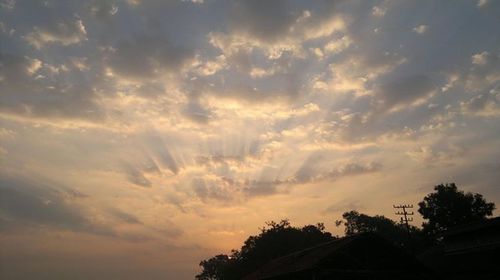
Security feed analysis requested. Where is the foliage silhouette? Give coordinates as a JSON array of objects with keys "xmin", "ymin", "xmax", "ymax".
[
  {"xmin": 196, "ymin": 220, "xmax": 334, "ymax": 280},
  {"xmin": 336, "ymin": 210, "xmax": 428, "ymax": 252},
  {"xmin": 197, "ymin": 255, "xmax": 232, "ymax": 280},
  {"xmin": 418, "ymin": 183, "xmax": 496, "ymax": 238}
]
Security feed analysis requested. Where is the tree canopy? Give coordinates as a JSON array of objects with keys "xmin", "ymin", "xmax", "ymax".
[
  {"xmin": 196, "ymin": 220, "xmax": 334, "ymax": 280},
  {"xmin": 336, "ymin": 210, "xmax": 427, "ymax": 251},
  {"xmin": 418, "ymin": 183, "xmax": 496, "ymax": 237}
]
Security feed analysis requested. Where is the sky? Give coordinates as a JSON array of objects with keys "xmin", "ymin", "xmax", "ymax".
[{"xmin": 1, "ymin": 0, "xmax": 500, "ymax": 279}]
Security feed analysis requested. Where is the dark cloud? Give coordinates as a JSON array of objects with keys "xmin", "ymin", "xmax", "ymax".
[
  {"xmin": 0, "ymin": 175, "xmax": 111, "ymax": 235},
  {"xmin": 0, "ymin": 52, "xmax": 104, "ymax": 121},
  {"xmin": 86, "ymin": 0, "xmax": 119, "ymax": 20},
  {"xmin": 191, "ymin": 177, "xmax": 235, "ymax": 203},
  {"xmin": 376, "ymin": 75, "xmax": 436, "ymax": 110},
  {"xmin": 461, "ymin": 92, "xmax": 499, "ymax": 115},
  {"xmin": 190, "ymin": 159, "xmax": 383, "ymax": 202},
  {"xmin": 108, "ymin": 208, "xmax": 142, "ymax": 225},
  {"xmin": 191, "ymin": 176, "xmax": 285, "ymax": 201},
  {"xmin": 294, "ymin": 161, "xmax": 383, "ymax": 184},
  {"xmin": 182, "ymin": 100, "xmax": 213, "ymax": 124},
  {"xmin": 143, "ymin": 132, "xmax": 180, "ymax": 175},
  {"xmin": 323, "ymin": 162, "xmax": 382, "ymax": 179},
  {"xmin": 122, "ymin": 163, "xmax": 152, "ymax": 187},
  {"xmin": 134, "ymin": 82, "xmax": 166, "ymax": 98},
  {"xmin": 230, "ymin": 0, "xmax": 295, "ymax": 43},
  {"xmin": 107, "ymin": 35, "xmax": 194, "ymax": 80},
  {"xmin": 242, "ymin": 179, "xmax": 286, "ymax": 197},
  {"xmin": 293, "ymin": 152, "xmax": 324, "ymax": 183}
]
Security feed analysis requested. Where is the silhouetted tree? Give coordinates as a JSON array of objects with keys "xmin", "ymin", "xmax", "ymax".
[
  {"xmin": 418, "ymin": 183, "xmax": 496, "ymax": 238},
  {"xmin": 196, "ymin": 220, "xmax": 334, "ymax": 280},
  {"xmin": 197, "ymin": 255, "xmax": 232, "ymax": 280},
  {"xmin": 336, "ymin": 210, "xmax": 428, "ymax": 252}
]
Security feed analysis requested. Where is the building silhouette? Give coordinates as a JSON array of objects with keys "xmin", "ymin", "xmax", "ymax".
[{"xmin": 243, "ymin": 232, "xmax": 432, "ymax": 280}]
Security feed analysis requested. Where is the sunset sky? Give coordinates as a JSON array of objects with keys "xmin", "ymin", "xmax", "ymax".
[{"xmin": 1, "ymin": 0, "xmax": 500, "ymax": 279}]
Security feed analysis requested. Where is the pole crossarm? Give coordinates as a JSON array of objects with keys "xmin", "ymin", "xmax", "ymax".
[{"xmin": 393, "ymin": 203, "xmax": 415, "ymax": 254}]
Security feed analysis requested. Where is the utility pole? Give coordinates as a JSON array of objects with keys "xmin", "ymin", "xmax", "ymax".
[{"xmin": 393, "ymin": 204, "xmax": 414, "ymax": 254}]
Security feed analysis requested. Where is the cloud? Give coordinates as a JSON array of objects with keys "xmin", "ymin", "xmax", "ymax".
[
  {"xmin": 372, "ymin": 6, "xmax": 387, "ymax": 17},
  {"xmin": 0, "ymin": 53, "xmax": 104, "ymax": 121},
  {"xmin": 108, "ymin": 208, "xmax": 142, "ymax": 224},
  {"xmin": 412, "ymin": 24, "xmax": 428, "ymax": 34},
  {"xmin": 87, "ymin": 0, "xmax": 119, "ymax": 19},
  {"xmin": 471, "ymin": 51, "xmax": 489, "ymax": 65},
  {"xmin": 122, "ymin": 163, "xmax": 152, "ymax": 187},
  {"xmin": 324, "ymin": 35, "xmax": 352, "ymax": 54},
  {"xmin": 376, "ymin": 75, "xmax": 436, "ymax": 111},
  {"xmin": 0, "ymin": 175, "xmax": 111, "ymax": 235},
  {"xmin": 107, "ymin": 35, "xmax": 194, "ymax": 80},
  {"xmin": 206, "ymin": 0, "xmax": 347, "ymax": 84},
  {"xmin": 2, "ymin": 1, "xmax": 500, "ymax": 278},
  {"xmin": 320, "ymin": 162, "xmax": 383, "ymax": 181},
  {"xmin": 464, "ymin": 51, "xmax": 500, "ymax": 93},
  {"xmin": 406, "ymin": 145, "xmax": 465, "ymax": 165},
  {"xmin": 191, "ymin": 177, "xmax": 237, "ymax": 203},
  {"xmin": 182, "ymin": 100, "xmax": 213, "ymax": 124},
  {"xmin": 24, "ymin": 17, "xmax": 87, "ymax": 49},
  {"xmin": 226, "ymin": 1, "xmax": 346, "ymax": 45},
  {"xmin": 141, "ymin": 131, "xmax": 180, "ymax": 175},
  {"xmin": 229, "ymin": 0, "xmax": 295, "ymax": 43},
  {"xmin": 293, "ymin": 152, "xmax": 324, "ymax": 183},
  {"xmin": 460, "ymin": 91, "xmax": 500, "ymax": 117},
  {"xmin": 477, "ymin": 0, "xmax": 489, "ymax": 7},
  {"xmin": 0, "ymin": 0, "xmax": 15, "ymax": 10}
]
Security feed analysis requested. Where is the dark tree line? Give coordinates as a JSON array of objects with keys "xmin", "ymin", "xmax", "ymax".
[
  {"xmin": 196, "ymin": 220, "xmax": 333, "ymax": 280},
  {"xmin": 336, "ymin": 210, "xmax": 429, "ymax": 252},
  {"xmin": 196, "ymin": 183, "xmax": 496, "ymax": 280}
]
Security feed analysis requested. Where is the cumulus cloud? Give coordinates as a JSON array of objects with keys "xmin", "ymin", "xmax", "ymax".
[{"xmin": 324, "ymin": 35, "xmax": 352, "ymax": 54}]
